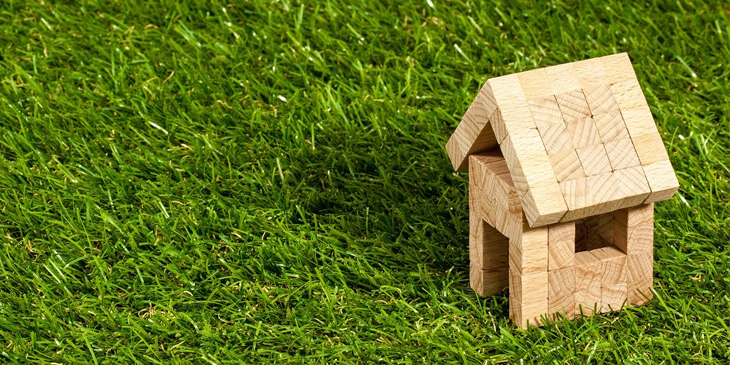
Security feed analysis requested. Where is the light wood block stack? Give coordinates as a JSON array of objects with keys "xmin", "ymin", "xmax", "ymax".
[{"xmin": 450, "ymin": 53, "xmax": 678, "ymax": 328}]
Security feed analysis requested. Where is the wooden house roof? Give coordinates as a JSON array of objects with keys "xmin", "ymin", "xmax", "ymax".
[{"xmin": 446, "ymin": 53, "xmax": 678, "ymax": 227}]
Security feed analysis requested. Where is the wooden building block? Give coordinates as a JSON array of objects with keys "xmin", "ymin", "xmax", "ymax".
[
  {"xmin": 601, "ymin": 282, "xmax": 628, "ymax": 312},
  {"xmin": 614, "ymin": 202, "xmax": 654, "ymax": 228},
  {"xmin": 546, "ymin": 63, "xmax": 581, "ymax": 95},
  {"xmin": 627, "ymin": 251, "xmax": 654, "ymax": 305},
  {"xmin": 490, "ymin": 108, "xmax": 507, "ymax": 145},
  {"xmin": 518, "ymin": 68, "xmax": 554, "ymax": 101},
  {"xmin": 574, "ymin": 252, "xmax": 602, "ymax": 315},
  {"xmin": 559, "ymin": 177, "xmax": 589, "ymax": 220},
  {"xmin": 592, "ymin": 246, "xmax": 627, "ymax": 284},
  {"xmin": 555, "ymin": 90, "xmax": 591, "ymax": 122},
  {"xmin": 445, "ymin": 97, "xmax": 500, "ymax": 171},
  {"xmin": 591, "ymin": 247, "xmax": 628, "ymax": 313},
  {"xmin": 594, "ymin": 111, "xmax": 630, "ymax": 143},
  {"xmin": 487, "ymin": 75, "xmax": 536, "ymax": 136},
  {"xmin": 548, "ymin": 222, "xmax": 575, "ymax": 270},
  {"xmin": 621, "ymin": 105, "xmax": 659, "ymax": 139},
  {"xmin": 470, "ymin": 262, "xmax": 510, "ymax": 296},
  {"xmin": 631, "ymin": 133, "xmax": 670, "ymax": 166},
  {"xmin": 470, "ymin": 186, "xmax": 494, "ymax": 228},
  {"xmin": 509, "ymin": 223, "xmax": 548, "ymax": 275},
  {"xmin": 601, "ymin": 53, "xmax": 637, "ymax": 84},
  {"xmin": 505, "ymin": 128, "xmax": 551, "ymax": 172},
  {"xmin": 642, "ymin": 160, "xmax": 679, "ymax": 203},
  {"xmin": 470, "ymin": 153, "xmax": 524, "ymax": 241},
  {"xmin": 564, "ymin": 116, "xmax": 601, "ymax": 148},
  {"xmin": 548, "ymin": 266, "xmax": 575, "ymax": 319},
  {"xmin": 538, "ymin": 123, "xmax": 573, "ymax": 155},
  {"xmin": 500, "ymin": 128, "xmax": 568, "ymax": 227},
  {"xmin": 560, "ymin": 172, "xmax": 623, "ymax": 221},
  {"xmin": 549, "ymin": 149, "xmax": 586, "ymax": 182},
  {"xmin": 493, "ymin": 175, "xmax": 521, "ymax": 214},
  {"xmin": 613, "ymin": 166, "xmax": 652, "ymax": 208},
  {"xmin": 474, "ymin": 269, "xmax": 510, "ymax": 296},
  {"xmin": 528, "ymin": 96, "xmax": 564, "ymax": 129},
  {"xmin": 573, "ymin": 58, "xmax": 608, "ymax": 90},
  {"xmin": 510, "ymin": 269, "xmax": 549, "ymax": 328},
  {"xmin": 470, "ymin": 214, "xmax": 509, "ymax": 271},
  {"xmin": 479, "ymin": 81, "xmax": 499, "ymax": 119},
  {"xmin": 605, "ymin": 138, "xmax": 640, "ymax": 170},
  {"xmin": 627, "ymin": 251, "xmax": 653, "ymax": 284},
  {"xmin": 583, "ymin": 84, "xmax": 619, "ymax": 115},
  {"xmin": 576, "ymin": 144, "xmax": 612, "ymax": 176},
  {"xmin": 521, "ymin": 181, "xmax": 569, "ymax": 226},
  {"xmin": 585, "ymin": 172, "xmax": 622, "ymax": 213},
  {"xmin": 500, "ymin": 129, "xmax": 554, "ymax": 196},
  {"xmin": 613, "ymin": 204, "xmax": 654, "ymax": 254},
  {"xmin": 610, "ymin": 79, "xmax": 648, "ymax": 111}
]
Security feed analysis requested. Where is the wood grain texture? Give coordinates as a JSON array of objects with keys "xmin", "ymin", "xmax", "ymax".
[
  {"xmin": 618, "ymin": 101, "xmax": 667, "ymax": 169},
  {"xmin": 538, "ymin": 122, "xmax": 573, "ymax": 155},
  {"xmin": 469, "ymin": 213, "xmax": 509, "ymax": 271},
  {"xmin": 610, "ymin": 79, "xmax": 648, "ymax": 111},
  {"xmin": 487, "ymin": 75, "xmax": 536, "ymax": 135},
  {"xmin": 614, "ymin": 202, "xmax": 654, "ymax": 228},
  {"xmin": 642, "ymin": 160, "xmax": 680, "ymax": 203},
  {"xmin": 620, "ymin": 105, "xmax": 659, "ymax": 138},
  {"xmin": 573, "ymin": 58, "xmax": 608, "ymax": 90},
  {"xmin": 591, "ymin": 246, "xmax": 628, "ymax": 313},
  {"xmin": 627, "ymin": 251, "xmax": 654, "ymax": 305},
  {"xmin": 549, "ymin": 149, "xmax": 586, "ymax": 182},
  {"xmin": 600, "ymin": 282, "xmax": 628, "ymax": 313},
  {"xmin": 509, "ymin": 223, "xmax": 548, "ymax": 275},
  {"xmin": 592, "ymin": 247, "xmax": 627, "ymax": 284},
  {"xmin": 555, "ymin": 90, "xmax": 591, "ymax": 122},
  {"xmin": 506, "ymin": 128, "xmax": 554, "ymax": 188},
  {"xmin": 605, "ymin": 138, "xmax": 641, "ymax": 170},
  {"xmin": 445, "ymin": 102, "xmax": 499, "ymax": 171},
  {"xmin": 613, "ymin": 204, "xmax": 654, "ymax": 254},
  {"xmin": 521, "ymin": 181, "xmax": 569, "ymax": 227},
  {"xmin": 548, "ymin": 222, "xmax": 575, "ymax": 270},
  {"xmin": 490, "ymin": 107, "xmax": 507, "ymax": 145},
  {"xmin": 601, "ymin": 52, "xmax": 637, "ymax": 84},
  {"xmin": 564, "ymin": 116, "xmax": 601, "ymax": 148},
  {"xmin": 509, "ymin": 269, "xmax": 549, "ymax": 329},
  {"xmin": 500, "ymin": 128, "xmax": 567, "ymax": 227},
  {"xmin": 470, "ymin": 261, "xmax": 510, "ymax": 296},
  {"xmin": 631, "ymin": 132, "xmax": 671, "ymax": 166},
  {"xmin": 584, "ymin": 213, "xmax": 614, "ymax": 244},
  {"xmin": 613, "ymin": 166, "xmax": 652, "ymax": 208},
  {"xmin": 528, "ymin": 96, "xmax": 564, "ymax": 129},
  {"xmin": 518, "ymin": 68, "xmax": 554, "ymax": 101},
  {"xmin": 583, "ymin": 84, "xmax": 619, "ymax": 115},
  {"xmin": 545, "ymin": 63, "xmax": 581, "ymax": 95},
  {"xmin": 574, "ymin": 251, "xmax": 602, "ymax": 315},
  {"xmin": 479, "ymin": 81, "xmax": 499, "ymax": 119},
  {"xmin": 470, "ymin": 152, "xmax": 523, "ymax": 241},
  {"xmin": 576, "ymin": 144, "xmax": 612, "ymax": 176},
  {"xmin": 548, "ymin": 266, "xmax": 575, "ymax": 319},
  {"xmin": 594, "ymin": 111, "xmax": 630, "ymax": 143},
  {"xmin": 559, "ymin": 172, "xmax": 624, "ymax": 222}
]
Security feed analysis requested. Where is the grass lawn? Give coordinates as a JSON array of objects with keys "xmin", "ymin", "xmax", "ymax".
[{"xmin": 0, "ymin": 0, "xmax": 729, "ymax": 363}]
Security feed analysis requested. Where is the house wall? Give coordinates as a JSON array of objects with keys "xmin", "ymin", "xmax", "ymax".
[{"xmin": 468, "ymin": 152, "xmax": 655, "ymax": 328}]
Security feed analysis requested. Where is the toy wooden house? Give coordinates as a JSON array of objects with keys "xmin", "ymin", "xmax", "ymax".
[{"xmin": 445, "ymin": 53, "xmax": 679, "ymax": 328}]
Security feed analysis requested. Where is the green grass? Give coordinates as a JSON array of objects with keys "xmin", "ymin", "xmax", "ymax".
[{"xmin": 0, "ymin": 0, "xmax": 728, "ymax": 363}]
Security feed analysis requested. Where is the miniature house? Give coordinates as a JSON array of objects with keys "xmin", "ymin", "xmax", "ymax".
[{"xmin": 445, "ymin": 53, "xmax": 679, "ymax": 328}]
